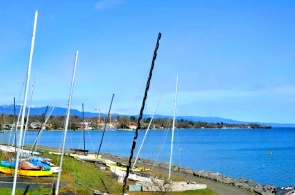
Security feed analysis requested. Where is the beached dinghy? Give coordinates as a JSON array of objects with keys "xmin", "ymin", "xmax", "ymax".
[
  {"xmin": 28, "ymin": 156, "xmax": 60, "ymax": 173},
  {"xmin": 106, "ymin": 162, "xmax": 142, "ymax": 172},
  {"xmin": 0, "ymin": 160, "xmax": 52, "ymax": 177},
  {"xmin": 76, "ymin": 154, "xmax": 116, "ymax": 164}
]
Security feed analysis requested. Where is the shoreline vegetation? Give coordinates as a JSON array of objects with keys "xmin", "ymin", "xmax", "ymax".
[
  {"xmin": 0, "ymin": 114, "xmax": 272, "ymax": 130},
  {"xmin": 0, "ymin": 144, "xmax": 275, "ymax": 194}
]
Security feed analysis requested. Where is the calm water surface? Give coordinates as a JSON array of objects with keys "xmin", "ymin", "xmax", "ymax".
[{"xmin": 1, "ymin": 128, "xmax": 294, "ymax": 187}]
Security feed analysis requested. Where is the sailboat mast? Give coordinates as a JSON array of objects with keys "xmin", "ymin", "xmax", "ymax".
[
  {"xmin": 13, "ymin": 98, "xmax": 16, "ymax": 153},
  {"xmin": 82, "ymin": 103, "xmax": 85, "ymax": 152},
  {"xmin": 168, "ymin": 75, "xmax": 178, "ymax": 181},
  {"xmin": 55, "ymin": 50, "xmax": 79, "ymax": 195},
  {"xmin": 12, "ymin": 10, "xmax": 38, "ymax": 195},
  {"xmin": 122, "ymin": 32, "xmax": 161, "ymax": 194}
]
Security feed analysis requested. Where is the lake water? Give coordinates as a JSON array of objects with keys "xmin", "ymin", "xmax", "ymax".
[{"xmin": 1, "ymin": 128, "xmax": 294, "ymax": 187}]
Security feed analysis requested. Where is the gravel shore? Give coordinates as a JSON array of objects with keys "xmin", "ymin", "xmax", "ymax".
[{"xmin": 101, "ymin": 153, "xmax": 275, "ymax": 195}]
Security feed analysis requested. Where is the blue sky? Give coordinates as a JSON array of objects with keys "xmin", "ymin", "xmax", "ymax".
[{"xmin": 1, "ymin": 0, "xmax": 295, "ymax": 123}]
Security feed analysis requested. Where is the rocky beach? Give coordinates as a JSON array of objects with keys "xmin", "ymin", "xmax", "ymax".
[{"xmin": 101, "ymin": 153, "xmax": 276, "ymax": 195}]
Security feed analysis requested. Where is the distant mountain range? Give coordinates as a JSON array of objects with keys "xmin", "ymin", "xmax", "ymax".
[{"xmin": 0, "ymin": 105, "xmax": 294, "ymax": 128}]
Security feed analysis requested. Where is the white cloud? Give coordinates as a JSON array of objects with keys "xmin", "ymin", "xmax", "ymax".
[{"xmin": 95, "ymin": 0, "xmax": 123, "ymax": 10}]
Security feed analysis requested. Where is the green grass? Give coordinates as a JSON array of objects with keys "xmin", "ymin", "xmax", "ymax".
[{"xmin": 45, "ymin": 151, "xmax": 123, "ymax": 194}]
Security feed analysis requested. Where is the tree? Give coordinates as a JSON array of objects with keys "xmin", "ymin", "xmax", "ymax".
[
  {"xmin": 145, "ymin": 117, "xmax": 152, "ymax": 123},
  {"xmin": 130, "ymin": 116, "xmax": 136, "ymax": 122},
  {"xmin": 117, "ymin": 116, "xmax": 130, "ymax": 129}
]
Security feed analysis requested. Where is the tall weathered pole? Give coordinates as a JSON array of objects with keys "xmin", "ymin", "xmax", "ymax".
[
  {"xmin": 12, "ymin": 10, "xmax": 38, "ymax": 195},
  {"xmin": 122, "ymin": 32, "xmax": 161, "ymax": 194}
]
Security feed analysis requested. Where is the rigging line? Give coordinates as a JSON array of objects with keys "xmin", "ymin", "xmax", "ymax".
[
  {"xmin": 154, "ymin": 111, "xmax": 173, "ymax": 167},
  {"xmin": 128, "ymin": 61, "xmax": 153, "ymax": 116},
  {"xmin": 7, "ymin": 75, "xmax": 23, "ymax": 146},
  {"xmin": 122, "ymin": 32, "xmax": 161, "ymax": 194},
  {"xmin": 87, "ymin": 128, "xmax": 95, "ymax": 152},
  {"xmin": 34, "ymin": 99, "xmax": 54, "ymax": 153},
  {"xmin": 9, "ymin": 102, "xmax": 23, "ymax": 149},
  {"xmin": 22, "ymin": 80, "xmax": 35, "ymax": 150},
  {"xmin": 132, "ymin": 93, "xmax": 162, "ymax": 169},
  {"xmin": 72, "ymin": 130, "xmax": 99, "ymax": 194},
  {"xmin": 176, "ymin": 128, "xmax": 182, "ymax": 168},
  {"xmin": 13, "ymin": 104, "xmax": 22, "ymax": 148},
  {"xmin": 129, "ymin": 77, "xmax": 147, "ymax": 116},
  {"xmin": 97, "ymin": 93, "xmax": 115, "ymax": 156},
  {"xmin": 12, "ymin": 75, "xmax": 27, "ymax": 147},
  {"xmin": 30, "ymin": 105, "xmax": 49, "ymax": 153},
  {"xmin": 8, "ymin": 73, "xmax": 26, "ymax": 148},
  {"xmin": 8, "ymin": 102, "xmax": 20, "ymax": 148},
  {"xmin": 31, "ymin": 105, "xmax": 54, "ymax": 154},
  {"xmin": 75, "ymin": 181, "xmax": 103, "ymax": 195},
  {"xmin": 157, "ymin": 125, "xmax": 169, "ymax": 163}
]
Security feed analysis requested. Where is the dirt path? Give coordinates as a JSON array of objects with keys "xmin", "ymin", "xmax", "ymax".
[{"xmin": 168, "ymin": 170, "xmax": 255, "ymax": 195}]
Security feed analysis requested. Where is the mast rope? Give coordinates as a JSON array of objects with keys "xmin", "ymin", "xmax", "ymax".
[
  {"xmin": 97, "ymin": 93, "xmax": 115, "ymax": 156},
  {"xmin": 122, "ymin": 32, "xmax": 161, "ymax": 194},
  {"xmin": 132, "ymin": 93, "xmax": 163, "ymax": 169},
  {"xmin": 8, "ymin": 76, "xmax": 25, "ymax": 148},
  {"xmin": 87, "ymin": 128, "xmax": 96, "ymax": 152}
]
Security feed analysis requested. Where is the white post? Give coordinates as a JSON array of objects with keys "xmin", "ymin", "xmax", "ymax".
[{"xmin": 12, "ymin": 10, "xmax": 38, "ymax": 195}]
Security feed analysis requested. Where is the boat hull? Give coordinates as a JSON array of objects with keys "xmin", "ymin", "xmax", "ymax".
[
  {"xmin": 0, "ymin": 166, "xmax": 52, "ymax": 177},
  {"xmin": 106, "ymin": 163, "xmax": 142, "ymax": 172}
]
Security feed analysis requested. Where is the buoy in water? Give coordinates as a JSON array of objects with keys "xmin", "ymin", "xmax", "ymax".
[{"xmin": 269, "ymin": 151, "xmax": 273, "ymax": 155}]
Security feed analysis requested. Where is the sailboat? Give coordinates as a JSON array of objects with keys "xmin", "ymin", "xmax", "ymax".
[
  {"xmin": 107, "ymin": 95, "xmax": 163, "ymax": 179},
  {"xmin": 27, "ymin": 105, "xmax": 60, "ymax": 174},
  {"xmin": 0, "ymin": 11, "xmax": 53, "ymax": 181},
  {"xmin": 69, "ymin": 103, "xmax": 90, "ymax": 158},
  {"xmin": 70, "ymin": 102, "xmax": 116, "ymax": 164},
  {"xmin": 120, "ymin": 33, "xmax": 162, "ymax": 195},
  {"xmin": 77, "ymin": 94, "xmax": 116, "ymax": 164},
  {"xmin": 0, "ymin": 106, "xmax": 53, "ymax": 176},
  {"xmin": 136, "ymin": 75, "xmax": 207, "ymax": 192},
  {"xmin": 0, "ymin": 160, "xmax": 52, "ymax": 177}
]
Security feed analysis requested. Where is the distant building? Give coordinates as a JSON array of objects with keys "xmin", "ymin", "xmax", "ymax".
[
  {"xmin": 129, "ymin": 123, "xmax": 137, "ymax": 130},
  {"xmin": 30, "ymin": 122, "xmax": 42, "ymax": 129},
  {"xmin": 78, "ymin": 122, "xmax": 90, "ymax": 130}
]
